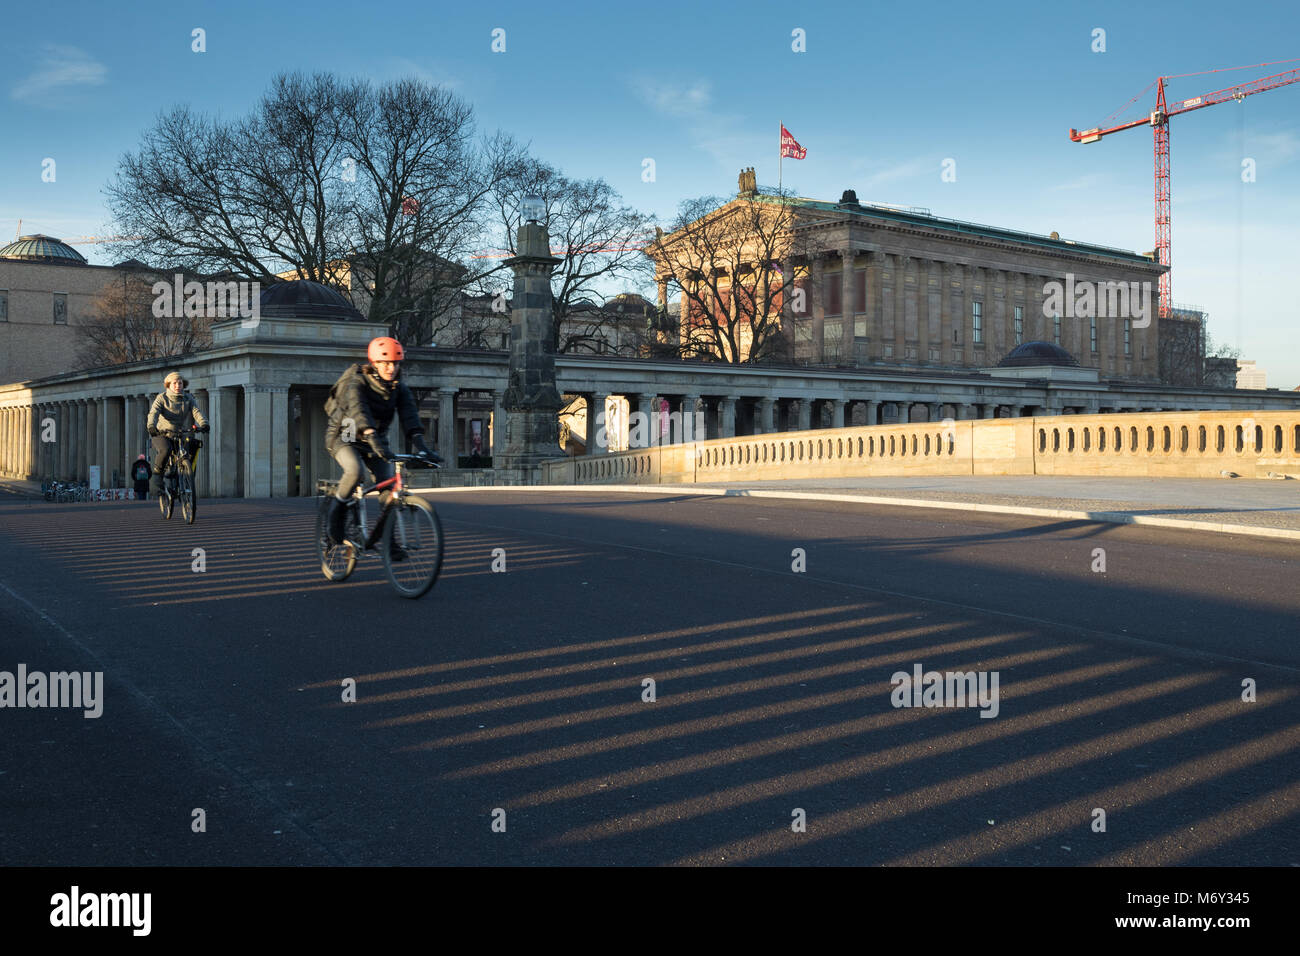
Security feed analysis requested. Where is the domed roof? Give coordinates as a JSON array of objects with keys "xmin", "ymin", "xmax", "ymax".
[
  {"xmin": 259, "ymin": 279, "xmax": 365, "ymax": 322},
  {"xmin": 998, "ymin": 341, "xmax": 1079, "ymax": 368},
  {"xmin": 0, "ymin": 234, "xmax": 87, "ymax": 265}
]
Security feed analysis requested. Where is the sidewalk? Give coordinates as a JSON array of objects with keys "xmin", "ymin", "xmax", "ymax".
[{"xmin": 682, "ymin": 475, "xmax": 1300, "ymax": 540}]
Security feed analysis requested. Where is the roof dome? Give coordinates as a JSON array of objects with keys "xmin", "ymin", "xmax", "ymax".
[
  {"xmin": 259, "ymin": 279, "xmax": 365, "ymax": 322},
  {"xmin": 0, "ymin": 234, "xmax": 87, "ymax": 265},
  {"xmin": 998, "ymin": 341, "xmax": 1079, "ymax": 368}
]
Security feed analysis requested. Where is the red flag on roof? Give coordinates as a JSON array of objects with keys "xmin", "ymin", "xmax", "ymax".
[{"xmin": 780, "ymin": 125, "xmax": 806, "ymax": 160}]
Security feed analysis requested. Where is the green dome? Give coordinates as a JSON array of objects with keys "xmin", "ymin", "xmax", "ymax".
[{"xmin": 0, "ymin": 234, "xmax": 87, "ymax": 265}]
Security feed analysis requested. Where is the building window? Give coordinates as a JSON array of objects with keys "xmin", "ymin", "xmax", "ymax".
[
  {"xmin": 1124, "ymin": 319, "xmax": 1132, "ymax": 356},
  {"xmin": 972, "ymin": 301, "xmax": 983, "ymax": 344},
  {"xmin": 824, "ymin": 272, "xmax": 842, "ymax": 316},
  {"xmin": 1090, "ymin": 316, "xmax": 1098, "ymax": 353},
  {"xmin": 854, "ymin": 270, "xmax": 866, "ymax": 314},
  {"xmin": 53, "ymin": 293, "xmax": 68, "ymax": 325},
  {"xmin": 1013, "ymin": 305, "xmax": 1022, "ymax": 344},
  {"xmin": 0, "ymin": 290, "xmax": 7, "ymax": 322},
  {"xmin": 1053, "ymin": 313, "xmax": 1061, "ymax": 345}
]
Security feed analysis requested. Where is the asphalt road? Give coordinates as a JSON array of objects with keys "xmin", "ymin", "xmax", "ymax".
[{"xmin": 1, "ymin": 489, "xmax": 1297, "ymax": 866}]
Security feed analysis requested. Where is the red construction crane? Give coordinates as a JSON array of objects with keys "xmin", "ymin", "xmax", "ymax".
[{"xmin": 1069, "ymin": 59, "xmax": 1300, "ymax": 318}]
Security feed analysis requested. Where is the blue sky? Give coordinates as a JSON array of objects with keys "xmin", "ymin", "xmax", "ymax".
[{"xmin": 4, "ymin": 0, "xmax": 1298, "ymax": 386}]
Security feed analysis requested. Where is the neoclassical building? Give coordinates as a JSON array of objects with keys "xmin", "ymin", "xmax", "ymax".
[{"xmin": 650, "ymin": 172, "xmax": 1167, "ymax": 379}]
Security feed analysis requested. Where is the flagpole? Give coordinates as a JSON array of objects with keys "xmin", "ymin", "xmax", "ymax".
[{"xmin": 778, "ymin": 121, "xmax": 783, "ymax": 192}]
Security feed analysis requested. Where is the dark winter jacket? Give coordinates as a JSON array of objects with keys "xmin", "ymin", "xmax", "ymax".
[{"xmin": 324, "ymin": 363, "xmax": 423, "ymax": 455}]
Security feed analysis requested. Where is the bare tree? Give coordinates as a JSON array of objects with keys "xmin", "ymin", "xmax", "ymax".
[
  {"xmin": 76, "ymin": 270, "xmax": 210, "ymax": 368},
  {"xmin": 104, "ymin": 72, "xmax": 522, "ymax": 346},
  {"xmin": 646, "ymin": 188, "xmax": 819, "ymax": 364},
  {"xmin": 484, "ymin": 158, "xmax": 656, "ymax": 353}
]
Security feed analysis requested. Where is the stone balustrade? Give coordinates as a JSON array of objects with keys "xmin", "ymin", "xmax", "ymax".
[{"xmin": 542, "ymin": 410, "xmax": 1300, "ymax": 484}]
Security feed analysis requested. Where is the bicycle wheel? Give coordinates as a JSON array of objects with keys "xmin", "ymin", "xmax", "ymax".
[
  {"xmin": 179, "ymin": 461, "xmax": 196, "ymax": 524},
  {"xmin": 159, "ymin": 471, "xmax": 174, "ymax": 520},
  {"xmin": 381, "ymin": 496, "xmax": 443, "ymax": 599},
  {"xmin": 316, "ymin": 496, "xmax": 357, "ymax": 582}
]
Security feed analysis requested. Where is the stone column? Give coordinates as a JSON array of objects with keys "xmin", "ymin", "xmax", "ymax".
[
  {"xmin": 897, "ymin": 402, "xmax": 910, "ymax": 424},
  {"xmin": 207, "ymin": 386, "xmax": 239, "ymax": 498},
  {"xmin": 587, "ymin": 392, "xmax": 609, "ymax": 455},
  {"xmin": 863, "ymin": 400, "xmax": 879, "ymax": 426},
  {"xmin": 830, "ymin": 398, "xmax": 846, "ymax": 429},
  {"xmin": 679, "ymin": 394, "xmax": 701, "ymax": 443},
  {"xmin": 634, "ymin": 393, "xmax": 657, "ymax": 448},
  {"xmin": 895, "ymin": 255, "xmax": 910, "ymax": 363},
  {"xmin": 838, "ymin": 248, "xmax": 856, "ymax": 362},
  {"xmin": 756, "ymin": 397, "xmax": 775, "ymax": 434},
  {"xmin": 499, "ymin": 219, "xmax": 564, "ymax": 478},
  {"xmin": 123, "ymin": 395, "xmax": 140, "ymax": 478},
  {"xmin": 718, "ymin": 395, "xmax": 738, "ymax": 438},
  {"xmin": 982, "ymin": 404, "xmax": 996, "ymax": 419},
  {"xmin": 438, "ymin": 388, "xmax": 458, "ymax": 464},
  {"xmin": 880, "ymin": 254, "xmax": 896, "ymax": 362},
  {"xmin": 490, "ymin": 390, "xmax": 505, "ymax": 459},
  {"xmin": 242, "ymin": 385, "xmax": 272, "ymax": 498},
  {"xmin": 810, "ymin": 255, "xmax": 826, "ymax": 361}
]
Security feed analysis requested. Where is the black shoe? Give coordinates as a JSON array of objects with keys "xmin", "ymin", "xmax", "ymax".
[{"xmin": 325, "ymin": 497, "xmax": 349, "ymax": 547}]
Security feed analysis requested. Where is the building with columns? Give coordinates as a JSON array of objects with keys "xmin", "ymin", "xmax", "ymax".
[{"xmin": 650, "ymin": 173, "xmax": 1168, "ymax": 379}]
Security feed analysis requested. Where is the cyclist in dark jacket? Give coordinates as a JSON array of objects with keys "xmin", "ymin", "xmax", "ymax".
[{"xmin": 322, "ymin": 336, "xmax": 440, "ymax": 548}]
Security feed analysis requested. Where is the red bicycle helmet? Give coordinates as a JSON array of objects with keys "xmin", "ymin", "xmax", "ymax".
[{"xmin": 367, "ymin": 337, "xmax": 405, "ymax": 362}]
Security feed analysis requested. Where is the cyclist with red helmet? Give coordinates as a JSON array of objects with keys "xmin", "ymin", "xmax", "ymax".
[{"xmin": 322, "ymin": 336, "xmax": 441, "ymax": 549}]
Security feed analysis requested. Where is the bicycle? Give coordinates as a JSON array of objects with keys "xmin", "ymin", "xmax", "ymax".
[
  {"xmin": 314, "ymin": 452, "xmax": 443, "ymax": 599},
  {"xmin": 157, "ymin": 426, "xmax": 204, "ymax": 524}
]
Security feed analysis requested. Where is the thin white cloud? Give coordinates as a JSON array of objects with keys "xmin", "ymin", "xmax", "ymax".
[
  {"xmin": 11, "ymin": 45, "xmax": 107, "ymax": 103},
  {"xmin": 633, "ymin": 78, "xmax": 713, "ymax": 118}
]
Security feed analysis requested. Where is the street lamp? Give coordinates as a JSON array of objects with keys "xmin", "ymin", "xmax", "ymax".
[{"xmin": 521, "ymin": 195, "xmax": 545, "ymax": 224}]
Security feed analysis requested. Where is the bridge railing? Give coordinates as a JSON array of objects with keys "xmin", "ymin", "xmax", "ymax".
[{"xmin": 541, "ymin": 411, "xmax": 1300, "ymax": 484}]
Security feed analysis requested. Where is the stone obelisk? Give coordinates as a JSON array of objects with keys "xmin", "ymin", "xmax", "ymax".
[{"xmin": 497, "ymin": 214, "xmax": 563, "ymax": 482}]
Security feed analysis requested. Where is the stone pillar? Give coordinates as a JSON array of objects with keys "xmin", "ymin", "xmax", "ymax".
[
  {"xmin": 242, "ymin": 385, "xmax": 272, "ymax": 498},
  {"xmin": 679, "ymin": 394, "xmax": 701, "ymax": 443},
  {"xmin": 490, "ymin": 390, "xmax": 505, "ymax": 459},
  {"xmin": 499, "ymin": 219, "xmax": 564, "ymax": 478},
  {"xmin": 864, "ymin": 400, "xmax": 880, "ymax": 426},
  {"xmin": 810, "ymin": 255, "xmax": 826, "ymax": 361},
  {"xmin": 123, "ymin": 396, "xmax": 140, "ymax": 478},
  {"xmin": 830, "ymin": 398, "xmax": 846, "ymax": 429},
  {"xmin": 587, "ymin": 392, "xmax": 609, "ymax": 455},
  {"xmin": 896, "ymin": 402, "xmax": 909, "ymax": 424},
  {"xmin": 895, "ymin": 255, "xmax": 910, "ymax": 363},
  {"xmin": 796, "ymin": 399, "xmax": 812, "ymax": 431},
  {"xmin": 719, "ymin": 396, "xmax": 738, "ymax": 438},
  {"xmin": 93, "ymin": 398, "xmax": 108, "ymax": 485},
  {"xmin": 756, "ymin": 397, "xmax": 775, "ymax": 434},
  {"xmin": 837, "ymin": 248, "xmax": 856, "ymax": 362},
  {"xmin": 880, "ymin": 254, "xmax": 896, "ymax": 362},
  {"xmin": 981, "ymin": 404, "xmax": 996, "ymax": 419},
  {"xmin": 438, "ymin": 388, "xmax": 458, "ymax": 464},
  {"xmin": 206, "ymin": 386, "xmax": 239, "ymax": 498},
  {"xmin": 633, "ymin": 393, "xmax": 656, "ymax": 448}
]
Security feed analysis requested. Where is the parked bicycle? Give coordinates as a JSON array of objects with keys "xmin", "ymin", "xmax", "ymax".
[
  {"xmin": 158, "ymin": 426, "xmax": 203, "ymax": 524},
  {"xmin": 314, "ymin": 452, "xmax": 443, "ymax": 598}
]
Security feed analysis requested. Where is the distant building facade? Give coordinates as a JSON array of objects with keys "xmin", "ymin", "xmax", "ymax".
[{"xmin": 649, "ymin": 172, "xmax": 1171, "ymax": 381}]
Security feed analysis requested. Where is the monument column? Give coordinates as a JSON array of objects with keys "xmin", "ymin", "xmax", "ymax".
[{"xmin": 499, "ymin": 208, "xmax": 564, "ymax": 480}]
